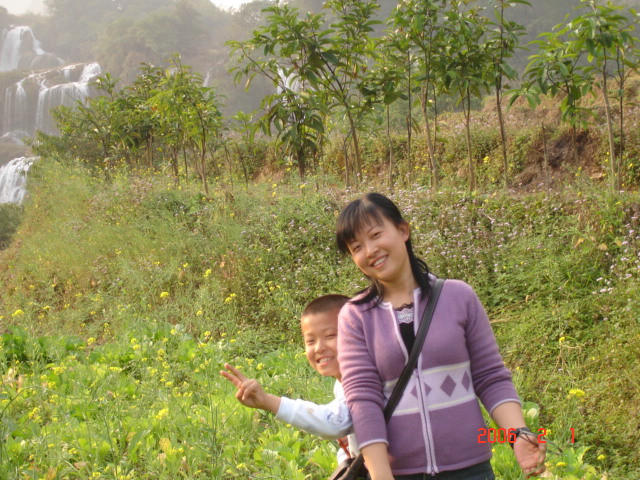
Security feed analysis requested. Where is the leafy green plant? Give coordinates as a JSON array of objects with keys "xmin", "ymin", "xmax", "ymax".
[{"xmin": 0, "ymin": 202, "xmax": 23, "ymax": 250}]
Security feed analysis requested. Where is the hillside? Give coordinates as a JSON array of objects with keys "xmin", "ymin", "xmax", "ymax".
[
  {"xmin": 0, "ymin": 155, "xmax": 639, "ymax": 478},
  {"xmin": 3, "ymin": 0, "xmax": 635, "ymax": 114}
]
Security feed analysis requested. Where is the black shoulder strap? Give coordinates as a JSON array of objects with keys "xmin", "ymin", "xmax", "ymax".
[{"xmin": 383, "ymin": 278, "xmax": 445, "ymax": 422}]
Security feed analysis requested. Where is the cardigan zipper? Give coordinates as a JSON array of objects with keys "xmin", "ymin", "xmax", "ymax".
[{"xmin": 412, "ymin": 288, "xmax": 438, "ymax": 476}]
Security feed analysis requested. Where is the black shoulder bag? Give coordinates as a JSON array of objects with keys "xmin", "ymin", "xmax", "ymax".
[{"xmin": 328, "ymin": 278, "xmax": 445, "ymax": 480}]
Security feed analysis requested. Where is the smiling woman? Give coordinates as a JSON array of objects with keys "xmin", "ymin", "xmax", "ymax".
[{"xmin": 335, "ymin": 192, "xmax": 547, "ymax": 480}]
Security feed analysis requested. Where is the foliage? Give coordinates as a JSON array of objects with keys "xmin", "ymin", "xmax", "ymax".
[
  {"xmin": 515, "ymin": 9, "xmax": 594, "ymax": 165},
  {"xmin": 484, "ymin": 0, "xmax": 530, "ymax": 188},
  {"xmin": 0, "ymin": 203, "xmax": 23, "ymax": 249},
  {"xmin": 1, "ymin": 158, "xmax": 639, "ymax": 477},
  {"xmin": 440, "ymin": 1, "xmax": 490, "ymax": 191},
  {"xmin": 390, "ymin": 0, "xmax": 446, "ymax": 189},
  {"xmin": 228, "ymin": 0, "xmax": 381, "ymax": 181},
  {"xmin": 227, "ymin": 5, "xmax": 328, "ymax": 179},
  {"xmin": 28, "ymin": 59, "xmax": 224, "ymax": 194},
  {"xmin": 570, "ymin": 0, "xmax": 640, "ymax": 191}
]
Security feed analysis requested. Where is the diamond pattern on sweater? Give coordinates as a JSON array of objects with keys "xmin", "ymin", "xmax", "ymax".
[
  {"xmin": 383, "ymin": 361, "xmax": 476, "ymax": 414},
  {"xmin": 461, "ymin": 371, "xmax": 471, "ymax": 391},
  {"xmin": 440, "ymin": 375, "xmax": 456, "ymax": 396}
]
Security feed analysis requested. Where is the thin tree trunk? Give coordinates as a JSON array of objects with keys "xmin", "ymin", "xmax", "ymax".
[
  {"xmin": 234, "ymin": 145, "xmax": 250, "ymax": 187},
  {"xmin": 542, "ymin": 122, "xmax": 550, "ymax": 190},
  {"xmin": 619, "ymin": 91, "xmax": 625, "ymax": 173},
  {"xmin": 421, "ymin": 84, "xmax": 438, "ymax": 191},
  {"xmin": 199, "ymin": 139, "xmax": 209, "ymax": 196},
  {"xmin": 342, "ymin": 137, "xmax": 350, "ymax": 188},
  {"xmin": 182, "ymin": 145, "xmax": 189, "ymax": 182},
  {"xmin": 386, "ymin": 104, "xmax": 394, "ymax": 191},
  {"xmin": 346, "ymin": 112, "xmax": 362, "ymax": 182},
  {"xmin": 464, "ymin": 88, "xmax": 476, "ymax": 191},
  {"xmin": 407, "ymin": 51, "xmax": 413, "ymax": 184},
  {"xmin": 222, "ymin": 143, "xmax": 234, "ymax": 187},
  {"xmin": 570, "ymin": 126, "xmax": 579, "ymax": 166},
  {"xmin": 496, "ymin": 85, "xmax": 509, "ymax": 189},
  {"xmin": 171, "ymin": 146, "xmax": 179, "ymax": 186},
  {"xmin": 601, "ymin": 67, "xmax": 618, "ymax": 190}
]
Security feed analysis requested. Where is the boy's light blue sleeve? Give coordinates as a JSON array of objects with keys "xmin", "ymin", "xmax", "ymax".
[{"xmin": 275, "ymin": 382, "xmax": 352, "ymax": 439}]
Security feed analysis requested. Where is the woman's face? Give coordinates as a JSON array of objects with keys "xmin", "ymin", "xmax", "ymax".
[{"xmin": 346, "ymin": 215, "xmax": 410, "ymax": 287}]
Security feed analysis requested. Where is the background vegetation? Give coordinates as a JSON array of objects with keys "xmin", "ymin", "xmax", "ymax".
[
  {"xmin": 1, "ymin": 157, "xmax": 639, "ymax": 478},
  {"xmin": 2, "ymin": 0, "xmax": 640, "ymax": 479}
]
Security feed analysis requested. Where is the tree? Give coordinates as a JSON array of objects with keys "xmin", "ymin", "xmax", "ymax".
[
  {"xmin": 484, "ymin": 0, "xmax": 529, "ymax": 189},
  {"xmin": 517, "ymin": 20, "xmax": 593, "ymax": 166},
  {"xmin": 392, "ymin": 0, "xmax": 445, "ymax": 190},
  {"xmin": 364, "ymin": 42, "xmax": 407, "ymax": 188},
  {"xmin": 318, "ymin": 0, "xmax": 381, "ymax": 181},
  {"xmin": 571, "ymin": 0, "xmax": 639, "ymax": 190},
  {"xmin": 382, "ymin": 25, "xmax": 417, "ymax": 184},
  {"xmin": 441, "ymin": 0, "xmax": 489, "ymax": 191},
  {"xmin": 227, "ymin": 4, "xmax": 327, "ymax": 179},
  {"xmin": 149, "ymin": 56, "xmax": 224, "ymax": 194}
]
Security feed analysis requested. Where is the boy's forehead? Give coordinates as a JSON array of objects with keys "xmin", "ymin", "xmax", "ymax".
[{"xmin": 300, "ymin": 311, "xmax": 339, "ymax": 331}]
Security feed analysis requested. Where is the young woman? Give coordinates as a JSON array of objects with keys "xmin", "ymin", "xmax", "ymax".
[{"xmin": 336, "ymin": 193, "xmax": 545, "ymax": 480}]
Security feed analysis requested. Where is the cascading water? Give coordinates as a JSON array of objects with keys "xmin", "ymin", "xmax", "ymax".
[
  {"xmin": 0, "ymin": 157, "xmax": 35, "ymax": 204},
  {"xmin": 34, "ymin": 62, "xmax": 102, "ymax": 133},
  {"xmin": 0, "ymin": 26, "xmax": 50, "ymax": 72},
  {"xmin": 0, "ymin": 25, "xmax": 98, "ymax": 143},
  {"xmin": 2, "ymin": 62, "xmax": 102, "ymax": 140}
]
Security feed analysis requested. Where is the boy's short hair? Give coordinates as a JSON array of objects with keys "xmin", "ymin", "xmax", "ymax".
[{"xmin": 302, "ymin": 294, "xmax": 350, "ymax": 318}]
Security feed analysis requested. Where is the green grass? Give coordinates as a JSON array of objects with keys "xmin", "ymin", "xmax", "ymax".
[{"xmin": 1, "ymin": 157, "xmax": 639, "ymax": 478}]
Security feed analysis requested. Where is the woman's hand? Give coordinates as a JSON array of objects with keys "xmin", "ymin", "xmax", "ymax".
[
  {"xmin": 361, "ymin": 443, "xmax": 395, "ymax": 480},
  {"xmin": 490, "ymin": 402, "xmax": 546, "ymax": 477},
  {"xmin": 513, "ymin": 432, "xmax": 546, "ymax": 478}
]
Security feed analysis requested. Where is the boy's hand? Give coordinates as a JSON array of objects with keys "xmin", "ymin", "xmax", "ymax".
[{"xmin": 220, "ymin": 363, "xmax": 281, "ymax": 414}]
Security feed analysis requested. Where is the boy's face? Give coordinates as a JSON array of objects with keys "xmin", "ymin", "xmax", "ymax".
[{"xmin": 301, "ymin": 311, "xmax": 341, "ymax": 381}]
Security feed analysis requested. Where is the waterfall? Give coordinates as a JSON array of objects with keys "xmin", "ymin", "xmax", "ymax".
[
  {"xmin": 0, "ymin": 157, "xmax": 35, "ymax": 204},
  {"xmin": 0, "ymin": 26, "xmax": 46, "ymax": 72},
  {"xmin": 2, "ymin": 79, "xmax": 29, "ymax": 139},
  {"xmin": 35, "ymin": 62, "xmax": 102, "ymax": 133},
  {"xmin": 3, "ymin": 62, "xmax": 102, "ymax": 140}
]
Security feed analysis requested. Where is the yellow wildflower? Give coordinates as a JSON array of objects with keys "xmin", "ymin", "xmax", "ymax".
[
  {"xmin": 568, "ymin": 388, "xmax": 586, "ymax": 398},
  {"xmin": 155, "ymin": 408, "xmax": 169, "ymax": 420}
]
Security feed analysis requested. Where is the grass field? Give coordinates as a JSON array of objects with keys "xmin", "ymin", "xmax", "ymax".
[{"xmin": 1, "ymin": 157, "xmax": 638, "ymax": 479}]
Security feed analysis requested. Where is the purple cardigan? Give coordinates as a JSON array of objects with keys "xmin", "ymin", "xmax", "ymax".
[{"xmin": 337, "ymin": 279, "xmax": 520, "ymax": 476}]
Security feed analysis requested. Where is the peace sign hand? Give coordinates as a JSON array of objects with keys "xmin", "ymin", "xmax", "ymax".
[{"xmin": 220, "ymin": 363, "xmax": 280, "ymax": 413}]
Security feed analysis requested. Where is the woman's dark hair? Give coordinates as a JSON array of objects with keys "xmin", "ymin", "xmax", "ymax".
[{"xmin": 336, "ymin": 192, "xmax": 431, "ymax": 305}]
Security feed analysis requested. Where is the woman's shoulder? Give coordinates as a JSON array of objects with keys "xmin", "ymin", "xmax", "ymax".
[
  {"xmin": 437, "ymin": 277, "xmax": 477, "ymax": 299},
  {"xmin": 340, "ymin": 288, "xmax": 377, "ymax": 309},
  {"xmin": 338, "ymin": 291, "xmax": 385, "ymax": 325}
]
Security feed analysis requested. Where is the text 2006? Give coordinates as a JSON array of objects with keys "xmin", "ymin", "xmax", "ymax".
[{"xmin": 477, "ymin": 428, "xmax": 551, "ymax": 444}]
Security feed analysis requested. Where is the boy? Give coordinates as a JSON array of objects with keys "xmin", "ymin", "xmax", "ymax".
[{"xmin": 220, "ymin": 294, "xmax": 356, "ymax": 462}]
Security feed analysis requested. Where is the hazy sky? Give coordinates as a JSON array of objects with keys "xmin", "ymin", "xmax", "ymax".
[{"xmin": 0, "ymin": 0, "xmax": 250, "ymax": 15}]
